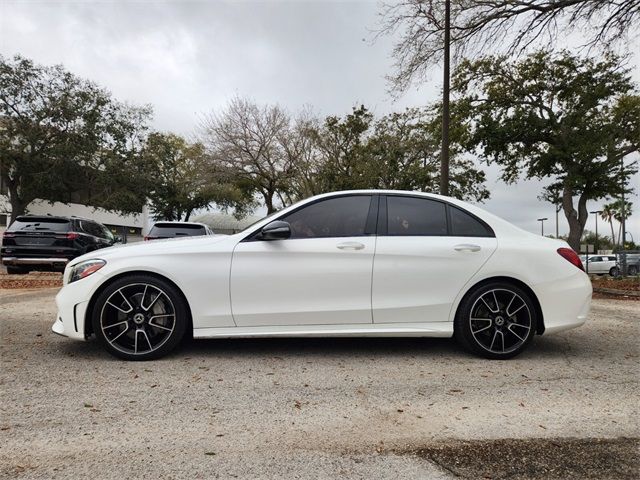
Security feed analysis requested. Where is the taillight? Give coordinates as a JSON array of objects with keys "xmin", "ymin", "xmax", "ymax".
[
  {"xmin": 56, "ymin": 232, "xmax": 79, "ymax": 240},
  {"xmin": 144, "ymin": 236, "xmax": 156, "ymax": 241},
  {"xmin": 557, "ymin": 247, "xmax": 584, "ymax": 271},
  {"xmin": 1, "ymin": 232, "xmax": 14, "ymax": 239}
]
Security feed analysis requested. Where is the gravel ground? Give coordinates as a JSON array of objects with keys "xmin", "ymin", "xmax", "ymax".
[{"xmin": 1, "ymin": 289, "xmax": 639, "ymax": 479}]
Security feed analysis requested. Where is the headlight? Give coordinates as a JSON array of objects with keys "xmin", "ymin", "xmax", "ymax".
[{"xmin": 68, "ymin": 259, "xmax": 106, "ymax": 284}]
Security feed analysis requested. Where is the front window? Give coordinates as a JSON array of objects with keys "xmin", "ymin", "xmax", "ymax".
[{"xmin": 280, "ymin": 195, "xmax": 372, "ymax": 239}]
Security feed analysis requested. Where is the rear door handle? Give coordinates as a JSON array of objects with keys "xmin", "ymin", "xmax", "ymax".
[
  {"xmin": 454, "ymin": 243, "xmax": 481, "ymax": 252},
  {"xmin": 337, "ymin": 242, "xmax": 365, "ymax": 250}
]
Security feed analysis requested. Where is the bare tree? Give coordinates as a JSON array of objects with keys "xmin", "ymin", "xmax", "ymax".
[
  {"xmin": 378, "ymin": 0, "xmax": 640, "ymax": 93},
  {"xmin": 201, "ymin": 97, "xmax": 297, "ymax": 214}
]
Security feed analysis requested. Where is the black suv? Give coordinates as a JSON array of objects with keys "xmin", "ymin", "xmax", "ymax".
[{"xmin": 1, "ymin": 215, "xmax": 117, "ymax": 274}]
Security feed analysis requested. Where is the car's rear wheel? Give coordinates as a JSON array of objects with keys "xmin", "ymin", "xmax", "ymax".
[
  {"xmin": 6, "ymin": 266, "xmax": 29, "ymax": 275},
  {"xmin": 92, "ymin": 275, "xmax": 188, "ymax": 360},
  {"xmin": 629, "ymin": 265, "xmax": 638, "ymax": 276},
  {"xmin": 455, "ymin": 282, "xmax": 537, "ymax": 359}
]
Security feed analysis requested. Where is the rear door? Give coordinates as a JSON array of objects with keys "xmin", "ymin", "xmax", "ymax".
[
  {"xmin": 587, "ymin": 256, "xmax": 603, "ymax": 273},
  {"xmin": 372, "ymin": 195, "xmax": 497, "ymax": 324}
]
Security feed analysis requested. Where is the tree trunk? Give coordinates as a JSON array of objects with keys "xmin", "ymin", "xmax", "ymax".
[
  {"xmin": 7, "ymin": 181, "xmax": 29, "ymax": 226},
  {"xmin": 264, "ymin": 190, "xmax": 276, "ymax": 214},
  {"xmin": 609, "ymin": 220, "xmax": 616, "ymax": 246},
  {"xmin": 562, "ymin": 184, "xmax": 588, "ymax": 252}
]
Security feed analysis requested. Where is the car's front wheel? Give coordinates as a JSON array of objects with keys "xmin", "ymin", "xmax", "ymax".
[
  {"xmin": 92, "ymin": 275, "xmax": 188, "ymax": 360},
  {"xmin": 454, "ymin": 282, "xmax": 538, "ymax": 359}
]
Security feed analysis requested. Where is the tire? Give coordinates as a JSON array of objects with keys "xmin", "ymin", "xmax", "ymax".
[
  {"xmin": 92, "ymin": 274, "xmax": 188, "ymax": 360},
  {"xmin": 609, "ymin": 267, "xmax": 620, "ymax": 277},
  {"xmin": 628, "ymin": 266, "xmax": 638, "ymax": 276},
  {"xmin": 6, "ymin": 266, "xmax": 29, "ymax": 275},
  {"xmin": 454, "ymin": 282, "xmax": 538, "ymax": 360}
]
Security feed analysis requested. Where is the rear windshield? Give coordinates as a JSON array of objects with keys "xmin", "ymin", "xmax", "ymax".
[
  {"xmin": 8, "ymin": 217, "xmax": 71, "ymax": 233},
  {"xmin": 149, "ymin": 224, "xmax": 206, "ymax": 236}
]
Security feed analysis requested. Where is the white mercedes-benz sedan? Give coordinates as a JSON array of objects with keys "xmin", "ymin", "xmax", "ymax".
[{"xmin": 52, "ymin": 190, "xmax": 592, "ymax": 361}]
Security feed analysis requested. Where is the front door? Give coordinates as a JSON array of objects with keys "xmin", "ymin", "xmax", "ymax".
[{"xmin": 230, "ymin": 195, "xmax": 376, "ymax": 327}]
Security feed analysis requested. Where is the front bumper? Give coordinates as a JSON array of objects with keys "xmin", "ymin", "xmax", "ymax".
[{"xmin": 52, "ymin": 272, "xmax": 104, "ymax": 340}]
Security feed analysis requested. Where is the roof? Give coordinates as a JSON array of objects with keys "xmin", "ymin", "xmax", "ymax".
[
  {"xmin": 191, "ymin": 213, "xmax": 263, "ymax": 231},
  {"xmin": 152, "ymin": 221, "xmax": 209, "ymax": 228}
]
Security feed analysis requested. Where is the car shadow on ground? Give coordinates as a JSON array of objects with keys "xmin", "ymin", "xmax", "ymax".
[{"xmin": 55, "ymin": 333, "xmax": 584, "ymax": 363}]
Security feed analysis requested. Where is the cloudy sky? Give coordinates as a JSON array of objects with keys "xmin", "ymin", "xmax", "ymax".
[{"xmin": 1, "ymin": 0, "xmax": 638, "ymax": 240}]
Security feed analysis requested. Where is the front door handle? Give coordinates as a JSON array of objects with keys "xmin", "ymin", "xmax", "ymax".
[
  {"xmin": 337, "ymin": 241, "xmax": 365, "ymax": 250},
  {"xmin": 454, "ymin": 243, "xmax": 481, "ymax": 252}
]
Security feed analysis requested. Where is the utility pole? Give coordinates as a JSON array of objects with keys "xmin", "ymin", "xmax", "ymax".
[
  {"xmin": 440, "ymin": 0, "xmax": 450, "ymax": 197},
  {"xmin": 537, "ymin": 217, "xmax": 548, "ymax": 236},
  {"xmin": 621, "ymin": 156, "xmax": 627, "ymax": 275}
]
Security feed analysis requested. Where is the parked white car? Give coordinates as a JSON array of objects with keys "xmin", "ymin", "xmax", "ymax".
[
  {"xmin": 582, "ymin": 255, "xmax": 619, "ymax": 276},
  {"xmin": 52, "ymin": 190, "xmax": 592, "ymax": 360}
]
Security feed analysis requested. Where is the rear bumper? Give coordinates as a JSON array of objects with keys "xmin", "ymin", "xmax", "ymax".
[{"xmin": 2, "ymin": 256, "xmax": 71, "ymax": 266}]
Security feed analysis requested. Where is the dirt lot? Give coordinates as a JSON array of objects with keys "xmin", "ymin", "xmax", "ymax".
[{"xmin": 1, "ymin": 288, "xmax": 639, "ymax": 479}]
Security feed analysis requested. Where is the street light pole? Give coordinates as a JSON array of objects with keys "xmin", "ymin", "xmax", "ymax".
[
  {"xmin": 590, "ymin": 210, "xmax": 602, "ymax": 254},
  {"xmin": 537, "ymin": 217, "xmax": 548, "ymax": 236},
  {"xmin": 440, "ymin": 0, "xmax": 450, "ymax": 197}
]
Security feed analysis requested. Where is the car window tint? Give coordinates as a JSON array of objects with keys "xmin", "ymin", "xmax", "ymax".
[
  {"xmin": 8, "ymin": 218, "xmax": 70, "ymax": 233},
  {"xmin": 150, "ymin": 224, "xmax": 206, "ymax": 236},
  {"xmin": 449, "ymin": 205, "xmax": 492, "ymax": 237},
  {"xmin": 81, "ymin": 221, "xmax": 100, "ymax": 237},
  {"xmin": 282, "ymin": 196, "xmax": 371, "ymax": 239},
  {"xmin": 387, "ymin": 196, "xmax": 447, "ymax": 236},
  {"xmin": 101, "ymin": 225, "xmax": 114, "ymax": 241}
]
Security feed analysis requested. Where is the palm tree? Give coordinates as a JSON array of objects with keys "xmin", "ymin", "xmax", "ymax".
[
  {"xmin": 601, "ymin": 203, "xmax": 617, "ymax": 246},
  {"xmin": 612, "ymin": 200, "xmax": 633, "ymax": 248}
]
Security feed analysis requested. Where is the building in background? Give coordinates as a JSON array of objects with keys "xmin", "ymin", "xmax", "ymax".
[
  {"xmin": 192, "ymin": 212, "xmax": 262, "ymax": 235},
  {"xmin": 0, "ymin": 174, "xmax": 151, "ymax": 242}
]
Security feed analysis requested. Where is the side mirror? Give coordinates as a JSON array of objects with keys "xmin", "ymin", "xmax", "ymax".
[
  {"xmin": 114, "ymin": 235, "xmax": 123, "ymax": 244},
  {"xmin": 259, "ymin": 221, "xmax": 291, "ymax": 240}
]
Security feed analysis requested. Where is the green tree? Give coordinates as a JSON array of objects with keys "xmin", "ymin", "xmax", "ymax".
[
  {"xmin": 308, "ymin": 106, "xmax": 489, "ymax": 201},
  {"xmin": 601, "ymin": 199, "xmax": 634, "ymax": 247},
  {"xmin": 143, "ymin": 133, "xmax": 248, "ymax": 221},
  {"xmin": 0, "ymin": 54, "xmax": 153, "ymax": 223},
  {"xmin": 580, "ymin": 229, "xmax": 614, "ymax": 252},
  {"xmin": 453, "ymin": 51, "xmax": 639, "ymax": 250},
  {"xmin": 600, "ymin": 203, "xmax": 619, "ymax": 245},
  {"xmin": 310, "ymin": 106, "xmax": 374, "ymax": 193}
]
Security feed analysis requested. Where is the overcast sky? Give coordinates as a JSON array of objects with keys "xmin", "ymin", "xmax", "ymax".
[{"xmin": 1, "ymin": 0, "xmax": 638, "ymax": 240}]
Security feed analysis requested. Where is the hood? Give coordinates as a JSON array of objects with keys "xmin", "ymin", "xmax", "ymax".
[{"xmin": 68, "ymin": 234, "xmax": 234, "ymax": 267}]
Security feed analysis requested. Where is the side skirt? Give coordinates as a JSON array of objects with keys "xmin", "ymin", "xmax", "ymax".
[{"xmin": 193, "ymin": 322, "xmax": 453, "ymax": 339}]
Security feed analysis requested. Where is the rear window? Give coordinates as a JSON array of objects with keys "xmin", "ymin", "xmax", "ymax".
[
  {"xmin": 387, "ymin": 196, "xmax": 448, "ymax": 236},
  {"xmin": 8, "ymin": 217, "xmax": 71, "ymax": 233},
  {"xmin": 449, "ymin": 206, "xmax": 494, "ymax": 237},
  {"xmin": 149, "ymin": 224, "xmax": 206, "ymax": 237}
]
